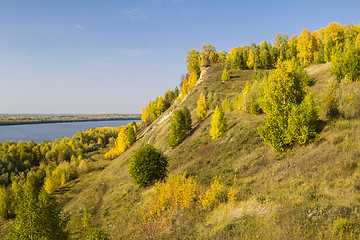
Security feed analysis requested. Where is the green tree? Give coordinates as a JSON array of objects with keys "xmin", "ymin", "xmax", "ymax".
[
  {"xmin": 128, "ymin": 145, "xmax": 168, "ymax": 187},
  {"xmin": 155, "ymin": 96, "xmax": 167, "ymax": 117},
  {"xmin": 168, "ymin": 107, "xmax": 192, "ymax": 149},
  {"xmin": 286, "ymin": 92, "xmax": 319, "ymax": 145},
  {"xmin": 200, "ymin": 44, "xmax": 216, "ymax": 65},
  {"xmin": 330, "ymin": 41, "xmax": 360, "ymax": 82},
  {"xmin": 221, "ymin": 68, "xmax": 230, "ymax": 82},
  {"xmin": 186, "ymin": 49, "xmax": 201, "ymax": 73},
  {"xmin": 0, "ymin": 185, "xmax": 11, "ymax": 219},
  {"xmin": 9, "ymin": 188, "xmax": 69, "ymax": 240},
  {"xmin": 209, "ymin": 106, "xmax": 227, "ymax": 139},
  {"xmin": 259, "ymin": 59, "xmax": 310, "ymax": 151},
  {"xmin": 126, "ymin": 124, "xmax": 136, "ymax": 146},
  {"xmin": 197, "ymin": 93, "xmax": 207, "ymax": 123}
]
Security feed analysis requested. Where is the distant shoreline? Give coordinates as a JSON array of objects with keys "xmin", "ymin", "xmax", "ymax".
[{"xmin": 0, "ymin": 115, "xmax": 141, "ymax": 126}]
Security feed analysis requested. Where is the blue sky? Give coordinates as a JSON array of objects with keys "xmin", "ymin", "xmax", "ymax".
[{"xmin": 1, "ymin": 0, "xmax": 359, "ymax": 114}]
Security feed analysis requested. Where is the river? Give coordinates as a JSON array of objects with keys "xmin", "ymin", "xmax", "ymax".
[{"xmin": 0, "ymin": 120, "xmax": 139, "ymax": 143}]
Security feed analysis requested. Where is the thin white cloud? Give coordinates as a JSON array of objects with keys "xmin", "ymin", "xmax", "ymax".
[
  {"xmin": 125, "ymin": 8, "xmax": 147, "ymax": 20},
  {"xmin": 75, "ymin": 24, "xmax": 84, "ymax": 29}
]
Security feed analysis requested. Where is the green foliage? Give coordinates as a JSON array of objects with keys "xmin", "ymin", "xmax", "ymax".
[
  {"xmin": 286, "ymin": 93, "xmax": 319, "ymax": 145},
  {"xmin": 128, "ymin": 145, "xmax": 168, "ymax": 187},
  {"xmin": 260, "ymin": 60, "xmax": 308, "ymax": 115},
  {"xmin": 197, "ymin": 93, "xmax": 207, "ymax": 123},
  {"xmin": 330, "ymin": 43, "xmax": 360, "ymax": 82},
  {"xmin": 168, "ymin": 108, "xmax": 192, "ymax": 149},
  {"xmin": 9, "ymin": 186, "xmax": 69, "ymax": 240},
  {"xmin": 0, "ymin": 185, "xmax": 11, "ymax": 219},
  {"xmin": 81, "ymin": 206, "xmax": 93, "ymax": 232},
  {"xmin": 200, "ymin": 44, "xmax": 216, "ymax": 66},
  {"xmin": 85, "ymin": 227, "xmax": 110, "ymax": 240},
  {"xmin": 209, "ymin": 106, "xmax": 227, "ymax": 139},
  {"xmin": 259, "ymin": 59, "xmax": 315, "ymax": 151},
  {"xmin": 186, "ymin": 49, "xmax": 201, "ymax": 73},
  {"xmin": 221, "ymin": 68, "xmax": 230, "ymax": 82}
]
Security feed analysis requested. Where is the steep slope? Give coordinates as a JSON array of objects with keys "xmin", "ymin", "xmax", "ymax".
[{"xmin": 62, "ymin": 63, "xmax": 360, "ymax": 239}]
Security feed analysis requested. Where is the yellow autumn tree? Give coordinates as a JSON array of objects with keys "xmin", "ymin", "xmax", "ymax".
[
  {"xmin": 104, "ymin": 123, "xmax": 136, "ymax": 159},
  {"xmin": 199, "ymin": 176, "xmax": 224, "ymax": 210},
  {"xmin": 209, "ymin": 106, "xmax": 227, "ymax": 139},
  {"xmin": 221, "ymin": 68, "xmax": 230, "ymax": 82},
  {"xmin": 209, "ymin": 52, "xmax": 219, "ymax": 63},
  {"xmin": 221, "ymin": 97, "xmax": 232, "ymax": 113},
  {"xmin": 188, "ymin": 71, "xmax": 198, "ymax": 88},
  {"xmin": 197, "ymin": 93, "xmax": 207, "ymax": 123},
  {"xmin": 227, "ymin": 47, "xmax": 240, "ymax": 63},
  {"xmin": 297, "ymin": 29, "xmax": 317, "ymax": 66},
  {"xmin": 247, "ymin": 49, "xmax": 256, "ymax": 69}
]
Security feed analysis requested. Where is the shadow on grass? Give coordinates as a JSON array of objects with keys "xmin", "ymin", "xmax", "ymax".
[{"xmin": 316, "ymin": 120, "xmax": 327, "ymax": 133}]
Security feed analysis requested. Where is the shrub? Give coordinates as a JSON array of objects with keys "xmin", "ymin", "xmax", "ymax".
[
  {"xmin": 320, "ymin": 81, "xmax": 340, "ymax": 121},
  {"xmin": 199, "ymin": 176, "xmax": 224, "ymax": 210},
  {"xmin": 86, "ymin": 227, "xmax": 110, "ymax": 240},
  {"xmin": 128, "ymin": 145, "xmax": 168, "ymax": 187},
  {"xmin": 286, "ymin": 92, "xmax": 319, "ymax": 145}
]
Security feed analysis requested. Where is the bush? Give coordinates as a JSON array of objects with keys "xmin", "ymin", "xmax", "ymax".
[
  {"xmin": 320, "ymin": 82, "xmax": 340, "ymax": 121},
  {"xmin": 258, "ymin": 60, "xmax": 311, "ymax": 151},
  {"xmin": 86, "ymin": 227, "xmax": 110, "ymax": 240},
  {"xmin": 128, "ymin": 145, "xmax": 168, "ymax": 187}
]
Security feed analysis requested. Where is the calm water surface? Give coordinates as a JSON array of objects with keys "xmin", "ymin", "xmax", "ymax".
[{"xmin": 0, "ymin": 120, "xmax": 139, "ymax": 143}]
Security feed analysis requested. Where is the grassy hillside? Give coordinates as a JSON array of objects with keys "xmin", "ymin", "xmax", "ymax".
[{"xmin": 52, "ymin": 63, "xmax": 360, "ymax": 239}]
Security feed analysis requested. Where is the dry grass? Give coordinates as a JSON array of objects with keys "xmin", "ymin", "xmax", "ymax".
[{"xmin": 33, "ymin": 62, "xmax": 360, "ymax": 239}]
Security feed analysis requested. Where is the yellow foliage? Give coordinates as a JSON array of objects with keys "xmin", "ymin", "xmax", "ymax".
[
  {"xmin": 197, "ymin": 93, "xmax": 207, "ymax": 123},
  {"xmin": 297, "ymin": 29, "xmax": 318, "ymax": 66},
  {"xmin": 104, "ymin": 123, "xmax": 137, "ymax": 159},
  {"xmin": 135, "ymin": 174, "xmax": 198, "ymax": 239},
  {"xmin": 209, "ymin": 106, "xmax": 227, "ymax": 139},
  {"xmin": 221, "ymin": 97, "xmax": 232, "ymax": 113},
  {"xmin": 247, "ymin": 50, "xmax": 256, "ymax": 69},
  {"xmin": 178, "ymin": 71, "xmax": 199, "ymax": 101},
  {"xmin": 144, "ymin": 174, "xmax": 197, "ymax": 218},
  {"xmin": 78, "ymin": 160, "xmax": 90, "ymax": 175},
  {"xmin": 209, "ymin": 52, "xmax": 219, "ymax": 63},
  {"xmin": 44, "ymin": 176, "xmax": 59, "ymax": 194},
  {"xmin": 199, "ymin": 176, "xmax": 224, "ymax": 210},
  {"xmin": 81, "ymin": 206, "xmax": 93, "ymax": 231},
  {"xmin": 227, "ymin": 47, "xmax": 240, "ymax": 63},
  {"xmin": 227, "ymin": 175, "xmax": 238, "ymax": 205}
]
